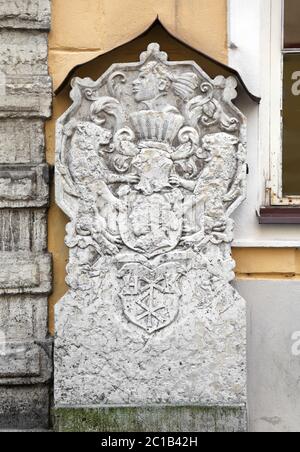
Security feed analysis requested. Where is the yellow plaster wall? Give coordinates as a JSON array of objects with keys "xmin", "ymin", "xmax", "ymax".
[
  {"xmin": 233, "ymin": 248, "xmax": 300, "ymax": 279},
  {"xmin": 49, "ymin": 0, "xmax": 228, "ymax": 91},
  {"xmin": 46, "ymin": 0, "xmax": 299, "ymax": 334}
]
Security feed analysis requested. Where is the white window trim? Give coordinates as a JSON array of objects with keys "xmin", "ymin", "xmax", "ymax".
[
  {"xmin": 229, "ymin": 0, "xmax": 300, "ymax": 207},
  {"xmin": 266, "ymin": 0, "xmax": 300, "ymax": 205}
]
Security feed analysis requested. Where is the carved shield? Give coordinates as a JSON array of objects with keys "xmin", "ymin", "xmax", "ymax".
[
  {"xmin": 56, "ymin": 42, "xmax": 247, "ymax": 341},
  {"xmin": 118, "ymin": 262, "xmax": 182, "ymax": 334},
  {"xmin": 119, "ymin": 189, "xmax": 184, "ymax": 258}
]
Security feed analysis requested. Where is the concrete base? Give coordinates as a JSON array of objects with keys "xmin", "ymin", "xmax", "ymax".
[
  {"xmin": 54, "ymin": 405, "xmax": 247, "ymax": 432},
  {"xmin": 0, "ymin": 385, "xmax": 50, "ymax": 430}
]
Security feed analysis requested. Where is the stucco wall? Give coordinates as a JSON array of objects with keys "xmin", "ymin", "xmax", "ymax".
[
  {"xmin": 49, "ymin": 0, "xmax": 228, "ymax": 91},
  {"xmin": 235, "ymin": 280, "xmax": 300, "ymax": 432},
  {"xmin": 46, "ymin": 0, "xmax": 300, "ymax": 334}
]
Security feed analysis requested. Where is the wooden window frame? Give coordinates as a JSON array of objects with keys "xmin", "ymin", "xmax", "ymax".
[{"xmin": 268, "ymin": 0, "xmax": 300, "ymax": 206}]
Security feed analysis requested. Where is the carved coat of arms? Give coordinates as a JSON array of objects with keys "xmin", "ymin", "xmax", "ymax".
[{"xmin": 56, "ymin": 44, "xmax": 246, "ymax": 334}]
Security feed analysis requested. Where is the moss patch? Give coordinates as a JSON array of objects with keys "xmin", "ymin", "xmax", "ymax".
[{"xmin": 53, "ymin": 404, "xmax": 247, "ymax": 432}]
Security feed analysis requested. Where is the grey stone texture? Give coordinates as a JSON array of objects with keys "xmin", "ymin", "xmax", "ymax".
[
  {"xmin": 0, "ymin": 31, "xmax": 48, "ymax": 75},
  {"xmin": 0, "ymin": 339, "xmax": 52, "ymax": 383},
  {"xmin": 0, "ymin": 385, "xmax": 50, "ymax": 430},
  {"xmin": 0, "ymin": 119, "xmax": 45, "ymax": 164},
  {"xmin": 0, "ymin": 164, "xmax": 49, "ymax": 208},
  {"xmin": 0, "ymin": 0, "xmax": 51, "ymax": 30},
  {"xmin": 0, "ymin": 252, "xmax": 52, "ymax": 295},
  {"xmin": 0, "ymin": 210, "xmax": 47, "ymax": 252},
  {"xmin": 0, "ymin": 76, "xmax": 52, "ymax": 119},
  {"xmin": 0, "ymin": 0, "xmax": 52, "ymax": 431},
  {"xmin": 0, "ymin": 296, "xmax": 48, "ymax": 340},
  {"xmin": 55, "ymin": 43, "xmax": 247, "ymax": 430}
]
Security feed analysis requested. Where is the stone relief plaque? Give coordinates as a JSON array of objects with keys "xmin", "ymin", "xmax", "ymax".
[{"xmin": 55, "ymin": 44, "xmax": 247, "ymax": 415}]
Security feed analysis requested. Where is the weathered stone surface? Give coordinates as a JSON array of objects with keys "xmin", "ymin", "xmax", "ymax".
[
  {"xmin": 0, "ymin": 294, "xmax": 51, "ymax": 385},
  {"xmin": 0, "ymin": 0, "xmax": 52, "ymax": 431},
  {"xmin": 0, "ymin": 343, "xmax": 40, "ymax": 378},
  {"xmin": 0, "ymin": 252, "xmax": 51, "ymax": 295},
  {"xmin": 0, "ymin": 31, "xmax": 48, "ymax": 75},
  {"xmin": 0, "ymin": 209, "xmax": 47, "ymax": 252},
  {"xmin": 55, "ymin": 283, "xmax": 246, "ymax": 406},
  {"xmin": 0, "ymin": 385, "xmax": 50, "ymax": 430},
  {"xmin": 0, "ymin": 164, "xmax": 49, "ymax": 208},
  {"xmin": 0, "ymin": 295, "xmax": 48, "ymax": 340},
  {"xmin": 0, "ymin": 340, "xmax": 52, "ymax": 384},
  {"xmin": 0, "ymin": 119, "xmax": 45, "ymax": 164},
  {"xmin": 54, "ymin": 405, "xmax": 247, "ymax": 433},
  {"xmin": 0, "ymin": 0, "xmax": 50, "ymax": 30},
  {"xmin": 0, "ymin": 75, "xmax": 52, "ymax": 118},
  {"xmin": 55, "ymin": 44, "xmax": 247, "ymax": 422}
]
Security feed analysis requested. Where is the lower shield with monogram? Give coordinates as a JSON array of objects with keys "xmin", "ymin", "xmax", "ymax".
[{"xmin": 118, "ymin": 262, "xmax": 183, "ymax": 334}]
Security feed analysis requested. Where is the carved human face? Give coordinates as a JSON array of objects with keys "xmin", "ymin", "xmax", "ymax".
[{"xmin": 132, "ymin": 68, "xmax": 168, "ymax": 102}]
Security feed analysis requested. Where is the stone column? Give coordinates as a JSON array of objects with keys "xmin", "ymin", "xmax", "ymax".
[
  {"xmin": 55, "ymin": 43, "xmax": 247, "ymax": 432},
  {"xmin": 0, "ymin": 0, "xmax": 52, "ymax": 430}
]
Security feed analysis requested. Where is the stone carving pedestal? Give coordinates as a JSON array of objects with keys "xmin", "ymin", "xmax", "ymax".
[{"xmin": 54, "ymin": 44, "xmax": 247, "ymax": 432}]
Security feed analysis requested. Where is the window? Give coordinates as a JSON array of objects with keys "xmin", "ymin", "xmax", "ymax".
[
  {"xmin": 270, "ymin": 0, "xmax": 300, "ymax": 205},
  {"xmin": 282, "ymin": 0, "xmax": 300, "ymax": 197}
]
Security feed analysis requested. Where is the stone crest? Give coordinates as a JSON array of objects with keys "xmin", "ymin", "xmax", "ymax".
[
  {"xmin": 55, "ymin": 44, "xmax": 247, "ymax": 418},
  {"xmin": 56, "ymin": 43, "xmax": 246, "ymax": 335}
]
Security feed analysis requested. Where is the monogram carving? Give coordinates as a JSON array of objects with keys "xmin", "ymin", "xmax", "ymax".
[{"xmin": 56, "ymin": 43, "xmax": 246, "ymax": 335}]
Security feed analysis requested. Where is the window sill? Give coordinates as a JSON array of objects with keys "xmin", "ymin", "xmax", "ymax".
[{"xmin": 259, "ymin": 207, "xmax": 300, "ymax": 224}]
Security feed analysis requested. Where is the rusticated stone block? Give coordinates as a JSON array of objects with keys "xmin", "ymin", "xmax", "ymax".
[
  {"xmin": 0, "ymin": 296, "xmax": 51, "ymax": 385},
  {"xmin": 0, "ymin": 210, "xmax": 47, "ymax": 252},
  {"xmin": 0, "ymin": 296, "xmax": 48, "ymax": 340},
  {"xmin": 0, "ymin": 0, "xmax": 52, "ymax": 432},
  {"xmin": 0, "ymin": 119, "xmax": 45, "ymax": 164},
  {"xmin": 0, "ymin": 75, "xmax": 52, "ymax": 118},
  {"xmin": 0, "ymin": 252, "xmax": 52, "ymax": 295},
  {"xmin": 0, "ymin": 0, "xmax": 50, "ymax": 30},
  {"xmin": 0, "ymin": 343, "xmax": 40, "ymax": 378},
  {"xmin": 0, "ymin": 31, "xmax": 48, "ymax": 75},
  {"xmin": 0, "ymin": 164, "xmax": 49, "ymax": 208},
  {"xmin": 0, "ymin": 385, "xmax": 50, "ymax": 430},
  {"xmin": 0, "ymin": 340, "xmax": 52, "ymax": 384}
]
